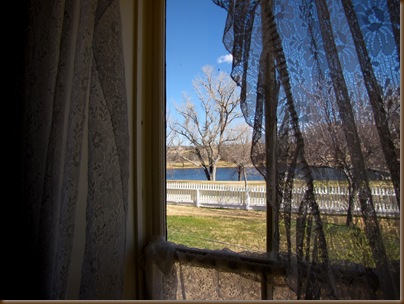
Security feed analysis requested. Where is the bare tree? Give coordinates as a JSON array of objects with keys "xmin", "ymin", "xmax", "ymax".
[
  {"xmin": 384, "ymin": 87, "xmax": 400, "ymax": 154},
  {"xmin": 166, "ymin": 109, "xmax": 180, "ymax": 166},
  {"xmin": 221, "ymin": 123, "xmax": 253, "ymax": 181},
  {"xmin": 315, "ymin": 0, "xmax": 396, "ymax": 298},
  {"xmin": 342, "ymin": 0, "xmax": 400, "ymax": 208},
  {"xmin": 303, "ymin": 82, "xmax": 356, "ymax": 226},
  {"xmin": 220, "ymin": 123, "xmax": 253, "ymax": 207},
  {"xmin": 170, "ymin": 65, "xmax": 242, "ymax": 181},
  {"xmin": 302, "ymin": 79, "xmax": 389, "ymax": 226}
]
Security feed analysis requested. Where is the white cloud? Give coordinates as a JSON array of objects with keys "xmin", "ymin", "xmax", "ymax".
[{"xmin": 217, "ymin": 54, "xmax": 233, "ymax": 64}]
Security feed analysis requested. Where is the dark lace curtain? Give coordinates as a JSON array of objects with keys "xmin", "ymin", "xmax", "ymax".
[
  {"xmin": 213, "ymin": 0, "xmax": 400, "ymax": 300},
  {"xmin": 4, "ymin": 0, "xmax": 129, "ymax": 300}
]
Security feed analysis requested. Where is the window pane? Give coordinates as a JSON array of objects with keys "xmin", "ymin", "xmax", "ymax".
[
  {"xmin": 162, "ymin": 0, "xmax": 400, "ymax": 300},
  {"xmin": 166, "ymin": 0, "xmax": 267, "ymax": 254}
]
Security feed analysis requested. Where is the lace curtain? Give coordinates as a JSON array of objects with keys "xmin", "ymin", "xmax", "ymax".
[
  {"xmin": 10, "ymin": 0, "xmax": 129, "ymax": 299},
  {"xmin": 146, "ymin": 0, "xmax": 400, "ymax": 300}
]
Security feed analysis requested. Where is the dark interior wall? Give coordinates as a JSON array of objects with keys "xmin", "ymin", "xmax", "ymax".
[{"xmin": 2, "ymin": 1, "xmax": 32, "ymax": 299}]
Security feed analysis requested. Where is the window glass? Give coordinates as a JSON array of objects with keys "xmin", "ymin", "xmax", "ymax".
[
  {"xmin": 166, "ymin": 0, "xmax": 267, "ymax": 254},
  {"xmin": 161, "ymin": 0, "xmax": 400, "ymax": 300}
]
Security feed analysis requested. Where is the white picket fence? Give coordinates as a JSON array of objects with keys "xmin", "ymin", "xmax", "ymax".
[{"xmin": 166, "ymin": 180, "xmax": 400, "ymax": 217}]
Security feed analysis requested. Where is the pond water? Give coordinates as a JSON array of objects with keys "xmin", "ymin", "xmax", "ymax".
[
  {"xmin": 166, "ymin": 166, "xmax": 388, "ymax": 181},
  {"xmin": 166, "ymin": 167, "xmax": 263, "ymax": 181}
]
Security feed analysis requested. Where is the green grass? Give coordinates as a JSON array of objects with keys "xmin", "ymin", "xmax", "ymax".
[
  {"xmin": 168, "ymin": 214, "xmax": 266, "ymax": 251},
  {"xmin": 167, "ymin": 207, "xmax": 400, "ymax": 266},
  {"xmin": 320, "ymin": 217, "xmax": 400, "ymax": 266}
]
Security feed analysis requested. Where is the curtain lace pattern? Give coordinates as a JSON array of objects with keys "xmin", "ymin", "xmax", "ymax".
[
  {"xmin": 148, "ymin": 0, "xmax": 400, "ymax": 300},
  {"xmin": 21, "ymin": 0, "xmax": 129, "ymax": 299}
]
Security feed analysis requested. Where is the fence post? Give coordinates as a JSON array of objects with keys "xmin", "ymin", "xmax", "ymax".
[
  {"xmin": 195, "ymin": 188, "xmax": 200, "ymax": 207},
  {"xmin": 245, "ymin": 187, "xmax": 250, "ymax": 210}
]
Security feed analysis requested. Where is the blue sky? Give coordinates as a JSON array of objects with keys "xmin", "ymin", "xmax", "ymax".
[{"xmin": 166, "ymin": 0, "xmax": 232, "ymax": 118}]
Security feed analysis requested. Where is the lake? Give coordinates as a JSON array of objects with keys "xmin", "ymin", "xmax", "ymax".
[
  {"xmin": 166, "ymin": 166, "xmax": 388, "ymax": 181},
  {"xmin": 166, "ymin": 167, "xmax": 264, "ymax": 181}
]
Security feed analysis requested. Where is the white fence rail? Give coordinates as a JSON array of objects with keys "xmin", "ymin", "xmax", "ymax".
[{"xmin": 167, "ymin": 180, "xmax": 399, "ymax": 217}]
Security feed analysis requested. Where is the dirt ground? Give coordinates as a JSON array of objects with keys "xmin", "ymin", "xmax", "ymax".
[{"xmin": 167, "ymin": 204, "xmax": 266, "ymax": 220}]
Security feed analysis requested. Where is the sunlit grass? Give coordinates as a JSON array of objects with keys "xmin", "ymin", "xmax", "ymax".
[
  {"xmin": 168, "ymin": 214, "xmax": 266, "ymax": 252},
  {"xmin": 167, "ymin": 205, "xmax": 400, "ymax": 266}
]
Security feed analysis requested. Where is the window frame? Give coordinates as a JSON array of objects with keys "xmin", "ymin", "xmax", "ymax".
[
  {"xmin": 134, "ymin": 0, "xmax": 277, "ymax": 299},
  {"xmin": 133, "ymin": 0, "xmax": 167, "ymax": 299},
  {"xmin": 133, "ymin": 0, "xmax": 403, "ymax": 300}
]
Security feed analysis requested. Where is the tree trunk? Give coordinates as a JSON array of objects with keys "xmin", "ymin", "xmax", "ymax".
[
  {"xmin": 237, "ymin": 165, "xmax": 242, "ymax": 181},
  {"xmin": 242, "ymin": 167, "xmax": 248, "ymax": 183},
  {"xmin": 315, "ymin": 0, "xmax": 397, "ymax": 298},
  {"xmin": 342, "ymin": 0, "xmax": 400, "ymax": 209},
  {"xmin": 342, "ymin": 168, "xmax": 354, "ymax": 227},
  {"xmin": 242, "ymin": 168, "xmax": 250, "ymax": 208},
  {"xmin": 210, "ymin": 164, "xmax": 217, "ymax": 181},
  {"xmin": 202, "ymin": 167, "xmax": 210, "ymax": 180}
]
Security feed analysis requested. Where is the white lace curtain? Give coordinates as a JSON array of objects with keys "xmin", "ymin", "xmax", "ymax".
[
  {"xmin": 146, "ymin": 0, "xmax": 400, "ymax": 300},
  {"xmin": 13, "ymin": 0, "xmax": 129, "ymax": 299},
  {"xmin": 214, "ymin": 0, "xmax": 400, "ymax": 299}
]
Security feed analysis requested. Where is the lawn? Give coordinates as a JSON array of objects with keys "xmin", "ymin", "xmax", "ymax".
[
  {"xmin": 168, "ymin": 214, "xmax": 266, "ymax": 251},
  {"xmin": 167, "ymin": 205, "xmax": 400, "ymax": 266}
]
